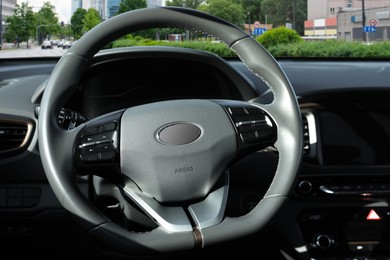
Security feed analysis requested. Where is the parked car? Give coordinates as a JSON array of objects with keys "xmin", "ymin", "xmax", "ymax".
[
  {"xmin": 41, "ymin": 40, "xmax": 53, "ymax": 49},
  {"xmin": 57, "ymin": 39, "xmax": 65, "ymax": 48},
  {"xmin": 62, "ymin": 41, "xmax": 72, "ymax": 49},
  {"xmin": 2, "ymin": 5, "xmax": 390, "ymax": 260}
]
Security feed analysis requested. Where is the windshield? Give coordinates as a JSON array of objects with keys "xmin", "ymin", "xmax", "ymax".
[{"xmin": 1, "ymin": 0, "xmax": 389, "ymax": 59}]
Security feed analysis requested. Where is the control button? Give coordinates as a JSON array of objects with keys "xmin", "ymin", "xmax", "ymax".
[
  {"xmin": 245, "ymin": 107, "xmax": 263, "ymax": 115},
  {"xmin": 23, "ymin": 197, "xmax": 40, "ymax": 207},
  {"xmin": 8, "ymin": 188, "xmax": 22, "ymax": 197},
  {"xmin": 95, "ymin": 131, "xmax": 115, "ymax": 142},
  {"xmin": 99, "ymin": 151, "xmax": 116, "ymax": 161},
  {"xmin": 82, "ymin": 126, "xmax": 99, "ymax": 136},
  {"xmin": 99, "ymin": 123, "xmax": 116, "ymax": 133},
  {"xmin": 240, "ymin": 132, "xmax": 258, "ymax": 143},
  {"xmin": 23, "ymin": 188, "xmax": 41, "ymax": 197},
  {"xmin": 81, "ymin": 135, "xmax": 98, "ymax": 143},
  {"xmin": 81, "ymin": 146, "xmax": 98, "ymax": 154},
  {"xmin": 298, "ymin": 180, "xmax": 312, "ymax": 194},
  {"xmin": 348, "ymin": 242, "xmax": 371, "ymax": 252},
  {"xmin": 80, "ymin": 153, "xmax": 99, "ymax": 162},
  {"xmin": 257, "ymin": 128, "xmax": 273, "ymax": 140},
  {"xmin": 228, "ymin": 107, "xmax": 246, "ymax": 115},
  {"xmin": 97, "ymin": 142, "xmax": 115, "ymax": 152},
  {"xmin": 238, "ymin": 124, "xmax": 254, "ymax": 133},
  {"xmin": 314, "ymin": 234, "xmax": 334, "ymax": 250},
  {"xmin": 7, "ymin": 197, "xmax": 23, "ymax": 207},
  {"xmin": 302, "ymin": 212, "xmax": 323, "ymax": 222}
]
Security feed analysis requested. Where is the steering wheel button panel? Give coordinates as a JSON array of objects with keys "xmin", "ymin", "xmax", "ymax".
[
  {"xmin": 225, "ymin": 105, "xmax": 276, "ymax": 147},
  {"xmin": 77, "ymin": 122, "xmax": 119, "ymax": 163}
]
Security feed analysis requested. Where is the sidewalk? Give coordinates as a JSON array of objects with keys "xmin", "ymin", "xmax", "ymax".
[{"xmin": 1, "ymin": 42, "xmax": 33, "ymax": 50}]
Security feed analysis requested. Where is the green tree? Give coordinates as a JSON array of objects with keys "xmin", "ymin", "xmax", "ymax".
[
  {"xmin": 240, "ymin": 0, "xmax": 264, "ymax": 27},
  {"xmin": 261, "ymin": 0, "xmax": 306, "ymax": 35},
  {"xmin": 4, "ymin": 3, "xmax": 35, "ymax": 46},
  {"xmin": 165, "ymin": 0, "xmax": 204, "ymax": 40},
  {"xmin": 198, "ymin": 0, "xmax": 245, "ymax": 27},
  {"xmin": 82, "ymin": 8, "xmax": 101, "ymax": 34},
  {"xmin": 71, "ymin": 8, "xmax": 87, "ymax": 39},
  {"xmin": 293, "ymin": 0, "xmax": 307, "ymax": 35},
  {"xmin": 165, "ymin": 0, "xmax": 203, "ymax": 9},
  {"xmin": 35, "ymin": 2, "xmax": 60, "ymax": 44},
  {"xmin": 118, "ymin": 0, "xmax": 147, "ymax": 14}
]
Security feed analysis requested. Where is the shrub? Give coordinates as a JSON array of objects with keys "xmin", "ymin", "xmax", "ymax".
[{"xmin": 256, "ymin": 26, "xmax": 303, "ymax": 49}]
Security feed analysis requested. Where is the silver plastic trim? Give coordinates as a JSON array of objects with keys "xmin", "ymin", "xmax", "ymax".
[
  {"xmin": 187, "ymin": 174, "xmax": 229, "ymax": 229},
  {"xmin": 123, "ymin": 184, "xmax": 193, "ymax": 232}
]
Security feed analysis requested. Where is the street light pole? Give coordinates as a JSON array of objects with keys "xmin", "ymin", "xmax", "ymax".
[{"xmin": 362, "ymin": 0, "xmax": 366, "ymax": 42}]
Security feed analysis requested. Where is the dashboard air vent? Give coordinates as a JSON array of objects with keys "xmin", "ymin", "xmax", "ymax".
[
  {"xmin": 302, "ymin": 115, "xmax": 310, "ymax": 156},
  {"xmin": 301, "ymin": 112, "xmax": 317, "ymax": 159},
  {"xmin": 0, "ymin": 118, "xmax": 33, "ymax": 157}
]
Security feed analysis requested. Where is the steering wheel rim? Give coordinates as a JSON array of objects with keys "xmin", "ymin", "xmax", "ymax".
[{"xmin": 38, "ymin": 7, "xmax": 302, "ymax": 255}]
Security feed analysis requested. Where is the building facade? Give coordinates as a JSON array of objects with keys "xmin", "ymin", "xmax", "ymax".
[
  {"xmin": 107, "ymin": 0, "xmax": 120, "ymax": 18},
  {"xmin": 305, "ymin": 0, "xmax": 390, "ymax": 40},
  {"xmin": 72, "ymin": 0, "xmax": 82, "ymax": 15},
  {"xmin": 147, "ymin": 0, "xmax": 165, "ymax": 8},
  {"xmin": 1, "ymin": 0, "xmax": 17, "ymax": 46},
  {"xmin": 92, "ymin": 0, "xmax": 106, "ymax": 20},
  {"xmin": 338, "ymin": 6, "xmax": 390, "ymax": 41},
  {"xmin": 82, "ymin": 0, "xmax": 92, "ymax": 10},
  {"xmin": 1, "ymin": 0, "xmax": 17, "ymax": 22}
]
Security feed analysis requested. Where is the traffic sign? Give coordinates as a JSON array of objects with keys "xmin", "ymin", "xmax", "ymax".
[
  {"xmin": 364, "ymin": 26, "xmax": 376, "ymax": 33},
  {"xmin": 253, "ymin": 28, "xmax": 266, "ymax": 36},
  {"xmin": 369, "ymin": 19, "xmax": 377, "ymax": 26}
]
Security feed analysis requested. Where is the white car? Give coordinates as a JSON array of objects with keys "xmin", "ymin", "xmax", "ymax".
[
  {"xmin": 63, "ymin": 41, "xmax": 72, "ymax": 49},
  {"xmin": 41, "ymin": 40, "xmax": 53, "ymax": 49}
]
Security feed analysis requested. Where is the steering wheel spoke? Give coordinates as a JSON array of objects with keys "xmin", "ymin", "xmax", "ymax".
[{"xmin": 93, "ymin": 171, "xmax": 229, "ymax": 235}]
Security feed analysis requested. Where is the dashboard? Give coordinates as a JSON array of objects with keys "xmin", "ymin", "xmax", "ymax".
[{"xmin": 1, "ymin": 48, "xmax": 390, "ymax": 259}]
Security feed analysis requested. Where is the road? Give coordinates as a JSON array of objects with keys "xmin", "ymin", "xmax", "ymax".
[{"xmin": 0, "ymin": 44, "xmax": 67, "ymax": 58}]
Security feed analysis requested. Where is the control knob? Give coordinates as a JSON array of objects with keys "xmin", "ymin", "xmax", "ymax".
[{"xmin": 314, "ymin": 234, "xmax": 334, "ymax": 250}]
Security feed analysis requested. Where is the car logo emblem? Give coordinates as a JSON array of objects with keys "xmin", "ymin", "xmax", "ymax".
[{"xmin": 158, "ymin": 123, "xmax": 201, "ymax": 145}]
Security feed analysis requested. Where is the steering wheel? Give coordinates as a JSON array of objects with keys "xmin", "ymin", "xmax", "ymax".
[{"xmin": 38, "ymin": 7, "xmax": 302, "ymax": 256}]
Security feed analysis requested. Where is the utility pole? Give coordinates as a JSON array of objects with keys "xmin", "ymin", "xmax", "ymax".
[
  {"xmin": 362, "ymin": 0, "xmax": 366, "ymax": 42},
  {"xmin": 0, "ymin": 0, "xmax": 3, "ymax": 50},
  {"xmin": 292, "ymin": 0, "xmax": 296, "ymax": 30},
  {"xmin": 27, "ymin": 0, "xmax": 30, "ymax": 48},
  {"xmin": 248, "ymin": 12, "xmax": 252, "ymax": 35}
]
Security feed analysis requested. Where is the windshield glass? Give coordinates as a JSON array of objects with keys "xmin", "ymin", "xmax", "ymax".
[{"xmin": 1, "ymin": 0, "xmax": 390, "ymax": 59}]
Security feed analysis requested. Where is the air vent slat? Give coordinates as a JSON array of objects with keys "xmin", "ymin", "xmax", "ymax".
[
  {"xmin": 301, "ymin": 112, "xmax": 317, "ymax": 159},
  {"xmin": 0, "ymin": 120, "xmax": 32, "ymax": 157},
  {"xmin": 302, "ymin": 116, "xmax": 310, "ymax": 155}
]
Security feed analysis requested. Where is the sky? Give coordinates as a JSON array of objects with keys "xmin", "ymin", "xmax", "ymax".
[{"xmin": 18, "ymin": 0, "xmax": 72, "ymax": 23}]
